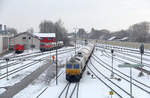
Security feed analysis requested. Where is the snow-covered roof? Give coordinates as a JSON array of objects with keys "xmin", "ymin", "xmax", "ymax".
[
  {"xmin": 33, "ymin": 33, "xmax": 56, "ymax": 38},
  {"xmin": 120, "ymin": 37, "xmax": 128, "ymax": 41},
  {"xmin": 108, "ymin": 36, "xmax": 116, "ymax": 41}
]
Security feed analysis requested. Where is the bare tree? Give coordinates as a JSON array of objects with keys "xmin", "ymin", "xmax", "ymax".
[
  {"xmin": 26, "ymin": 27, "xmax": 34, "ymax": 33},
  {"xmin": 39, "ymin": 19, "xmax": 69, "ymax": 45},
  {"xmin": 77, "ymin": 28, "xmax": 87, "ymax": 39},
  {"xmin": 128, "ymin": 22, "xmax": 150, "ymax": 42},
  {"xmin": 7, "ymin": 27, "xmax": 17, "ymax": 35}
]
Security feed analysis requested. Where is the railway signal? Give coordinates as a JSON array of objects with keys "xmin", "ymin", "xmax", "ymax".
[
  {"xmin": 109, "ymin": 91, "xmax": 114, "ymax": 98},
  {"xmin": 52, "ymin": 55, "xmax": 55, "ymax": 62},
  {"xmin": 111, "ymin": 49, "xmax": 114, "ymax": 78},
  {"xmin": 139, "ymin": 43, "xmax": 144, "ymax": 77}
]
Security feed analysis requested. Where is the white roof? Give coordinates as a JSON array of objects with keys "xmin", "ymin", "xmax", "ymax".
[
  {"xmin": 120, "ymin": 37, "xmax": 128, "ymax": 41},
  {"xmin": 33, "ymin": 33, "xmax": 56, "ymax": 38},
  {"xmin": 108, "ymin": 36, "xmax": 116, "ymax": 41}
]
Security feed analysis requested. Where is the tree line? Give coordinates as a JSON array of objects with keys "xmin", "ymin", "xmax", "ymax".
[
  {"xmin": 7, "ymin": 19, "xmax": 70, "ymax": 46},
  {"xmin": 77, "ymin": 21, "xmax": 150, "ymax": 43},
  {"xmin": 7, "ymin": 21, "xmax": 150, "ymax": 44}
]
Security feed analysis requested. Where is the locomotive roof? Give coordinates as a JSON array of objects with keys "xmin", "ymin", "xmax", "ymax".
[
  {"xmin": 33, "ymin": 33, "xmax": 56, "ymax": 38},
  {"xmin": 69, "ymin": 56, "xmax": 83, "ymax": 63}
]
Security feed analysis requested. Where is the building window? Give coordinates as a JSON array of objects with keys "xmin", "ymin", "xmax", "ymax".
[
  {"xmin": 48, "ymin": 38, "xmax": 51, "ymax": 40},
  {"xmin": 40, "ymin": 37, "xmax": 44, "ymax": 40},
  {"xmin": 29, "ymin": 37, "xmax": 31, "ymax": 39},
  {"xmin": 22, "ymin": 37, "xmax": 26, "ymax": 39}
]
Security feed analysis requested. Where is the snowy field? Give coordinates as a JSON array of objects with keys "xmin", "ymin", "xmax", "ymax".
[{"xmin": 1, "ymin": 44, "xmax": 150, "ymax": 98}]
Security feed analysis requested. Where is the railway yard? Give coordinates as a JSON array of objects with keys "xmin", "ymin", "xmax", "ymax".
[{"xmin": 0, "ymin": 43, "xmax": 150, "ymax": 98}]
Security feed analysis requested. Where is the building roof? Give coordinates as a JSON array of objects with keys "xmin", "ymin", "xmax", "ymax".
[
  {"xmin": 33, "ymin": 33, "xmax": 56, "ymax": 38},
  {"xmin": 108, "ymin": 36, "xmax": 116, "ymax": 41},
  {"xmin": 119, "ymin": 37, "xmax": 128, "ymax": 41},
  {"xmin": 10, "ymin": 32, "xmax": 39, "ymax": 39}
]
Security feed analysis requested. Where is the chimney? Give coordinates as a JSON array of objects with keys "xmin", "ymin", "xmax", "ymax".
[
  {"xmin": 4, "ymin": 25, "xmax": 7, "ymax": 34},
  {"xmin": 0, "ymin": 24, "xmax": 2, "ymax": 31}
]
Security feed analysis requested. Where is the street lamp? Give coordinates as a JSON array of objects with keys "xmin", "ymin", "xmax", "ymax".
[
  {"xmin": 73, "ymin": 27, "xmax": 77, "ymax": 55},
  {"xmin": 56, "ymin": 41, "xmax": 58, "ymax": 85}
]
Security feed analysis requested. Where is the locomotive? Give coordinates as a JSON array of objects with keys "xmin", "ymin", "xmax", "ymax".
[
  {"xmin": 14, "ymin": 44, "xmax": 24, "ymax": 53},
  {"xmin": 40, "ymin": 40, "xmax": 64, "ymax": 52},
  {"xmin": 66, "ymin": 44, "xmax": 94, "ymax": 82}
]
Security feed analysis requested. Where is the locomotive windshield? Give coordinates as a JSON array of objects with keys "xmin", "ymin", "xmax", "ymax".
[
  {"xmin": 66, "ymin": 64, "xmax": 72, "ymax": 69},
  {"xmin": 74, "ymin": 64, "xmax": 80, "ymax": 69}
]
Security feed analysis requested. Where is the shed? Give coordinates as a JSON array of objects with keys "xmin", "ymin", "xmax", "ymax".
[{"xmin": 9, "ymin": 32, "xmax": 40, "ymax": 50}]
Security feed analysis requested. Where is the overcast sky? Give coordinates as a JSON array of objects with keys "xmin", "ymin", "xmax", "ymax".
[{"xmin": 1, "ymin": 0, "xmax": 150, "ymax": 33}]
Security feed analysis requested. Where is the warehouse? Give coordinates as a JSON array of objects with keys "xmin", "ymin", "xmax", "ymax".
[{"xmin": 9, "ymin": 32, "xmax": 40, "ymax": 50}]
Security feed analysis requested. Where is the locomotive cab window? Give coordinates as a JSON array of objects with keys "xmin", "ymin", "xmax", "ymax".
[
  {"xmin": 66, "ymin": 64, "xmax": 72, "ymax": 69},
  {"xmin": 48, "ymin": 38, "xmax": 51, "ymax": 40},
  {"xmin": 74, "ymin": 64, "xmax": 80, "ymax": 69}
]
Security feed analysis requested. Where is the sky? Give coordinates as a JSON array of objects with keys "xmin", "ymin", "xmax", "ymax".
[{"xmin": 0, "ymin": 0, "xmax": 150, "ymax": 33}]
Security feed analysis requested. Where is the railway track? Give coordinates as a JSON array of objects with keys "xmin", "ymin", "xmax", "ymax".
[
  {"xmin": 0, "ymin": 47, "xmax": 77, "ymax": 70},
  {"xmin": 0, "ymin": 47, "xmax": 77, "ymax": 64},
  {"xmin": 89, "ymin": 59, "xmax": 134, "ymax": 98},
  {"xmin": 96, "ymin": 45, "xmax": 150, "ymax": 56},
  {"xmin": 115, "ymin": 49, "xmax": 150, "ymax": 62},
  {"xmin": 87, "ymin": 64, "xmax": 123, "ymax": 98},
  {"xmin": 58, "ymin": 82, "xmax": 79, "ymax": 98},
  {"xmin": 105, "ymin": 50, "xmax": 150, "ymax": 69},
  {"xmin": 92, "ymin": 54, "xmax": 150, "ymax": 95},
  {"xmin": 102, "ymin": 49, "xmax": 150, "ymax": 75},
  {"xmin": 97, "ymin": 47, "xmax": 150, "ymax": 70},
  {"xmin": 36, "ymin": 71, "xmax": 64, "ymax": 98},
  {"xmin": 0, "ymin": 49, "xmax": 75, "ymax": 80}
]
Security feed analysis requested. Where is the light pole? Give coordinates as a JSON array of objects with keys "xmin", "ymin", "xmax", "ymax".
[
  {"xmin": 130, "ymin": 67, "xmax": 132, "ymax": 97},
  {"xmin": 73, "ymin": 27, "xmax": 77, "ymax": 55},
  {"xmin": 55, "ymin": 27, "xmax": 58, "ymax": 85},
  {"xmin": 75, "ymin": 32, "xmax": 76, "ymax": 55}
]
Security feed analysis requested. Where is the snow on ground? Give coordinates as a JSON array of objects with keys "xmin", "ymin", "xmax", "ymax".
[
  {"xmin": 0, "ymin": 46, "xmax": 76, "ymax": 95},
  {"xmin": 37, "ymin": 44, "xmax": 150, "ymax": 98},
  {"xmin": 1, "ymin": 44, "xmax": 150, "ymax": 98},
  {"xmin": 13, "ymin": 46, "xmax": 77, "ymax": 98}
]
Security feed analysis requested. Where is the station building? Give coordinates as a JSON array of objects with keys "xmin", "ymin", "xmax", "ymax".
[{"xmin": 9, "ymin": 32, "xmax": 40, "ymax": 50}]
